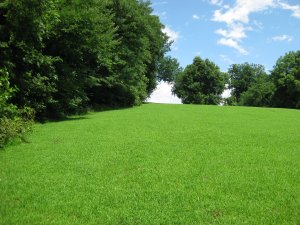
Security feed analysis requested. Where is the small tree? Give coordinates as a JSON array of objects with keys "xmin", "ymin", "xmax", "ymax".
[
  {"xmin": 271, "ymin": 51, "xmax": 300, "ymax": 109},
  {"xmin": 173, "ymin": 56, "xmax": 227, "ymax": 105},
  {"xmin": 239, "ymin": 75, "xmax": 275, "ymax": 107},
  {"xmin": 228, "ymin": 63, "xmax": 267, "ymax": 102}
]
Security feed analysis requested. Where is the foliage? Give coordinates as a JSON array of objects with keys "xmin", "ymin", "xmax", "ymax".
[
  {"xmin": 239, "ymin": 75, "xmax": 275, "ymax": 107},
  {"xmin": 0, "ymin": 0, "xmax": 59, "ymax": 119},
  {"xmin": 44, "ymin": 0, "xmax": 118, "ymax": 116},
  {"xmin": 173, "ymin": 56, "xmax": 227, "ymax": 104},
  {"xmin": 0, "ymin": 0, "xmax": 168, "ymax": 120},
  {"xmin": 0, "ymin": 68, "xmax": 34, "ymax": 148},
  {"xmin": 103, "ymin": 0, "xmax": 167, "ymax": 106},
  {"xmin": 271, "ymin": 51, "xmax": 300, "ymax": 109},
  {"xmin": 228, "ymin": 63, "xmax": 267, "ymax": 102},
  {"xmin": 157, "ymin": 56, "xmax": 182, "ymax": 83},
  {"xmin": 223, "ymin": 96, "xmax": 237, "ymax": 106}
]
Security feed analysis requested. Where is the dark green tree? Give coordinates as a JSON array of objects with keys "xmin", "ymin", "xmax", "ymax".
[
  {"xmin": 157, "ymin": 56, "xmax": 182, "ymax": 83},
  {"xmin": 140, "ymin": 1, "xmax": 169, "ymax": 95},
  {"xmin": 0, "ymin": 0, "xmax": 59, "ymax": 119},
  {"xmin": 102, "ymin": 0, "xmax": 167, "ymax": 106},
  {"xmin": 45, "ymin": 0, "xmax": 118, "ymax": 116},
  {"xmin": 271, "ymin": 51, "xmax": 300, "ymax": 109},
  {"xmin": 228, "ymin": 63, "xmax": 267, "ymax": 103},
  {"xmin": 239, "ymin": 74, "xmax": 275, "ymax": 107},
  {"xmin": 173, "ymin": 56, "xmax": 227, "ymax": 104},
  {"xmin": 0, "ymin": 0, "xmax": 169, "ymax": 120}
]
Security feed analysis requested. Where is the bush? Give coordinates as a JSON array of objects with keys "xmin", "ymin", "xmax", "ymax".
[
  {"xmin": 0, "ymin": 69, "xmax": 34, "ymax": 148},
  {"xmin": 239, "ymin": 80, "xmax": 275, "ymax": 107},
  {"xmin": 271, "ymin": 51, "xmax": 300, "ymax": 109},
  {"xmin": 223, "ymin": 96, "xmax": 237, "ymax": 106},
  {"xmin": 0, "ymin": 110, "xmax": 34, "ymax": 148}
]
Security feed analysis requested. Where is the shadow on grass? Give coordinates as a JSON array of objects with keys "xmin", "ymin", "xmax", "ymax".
[
  {"xmin": 89, "ymin": 104, "xmax": 134, "ymax": 113},
  {"xmin": 39, "ymin": 115, "xmax": 89, "ymax": 124},
  {"xmin": 38, "ymin": 104, "xmax": 135, "ymax": 124}
]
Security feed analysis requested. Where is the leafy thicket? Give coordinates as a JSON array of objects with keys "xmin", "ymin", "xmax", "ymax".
[
  {"xmin": 239, "ymin": 75, "xmax": 275, "ymax": 107},
  {"xmin": 157, "ymin": 56, "xmax": 182, "ymax": 83},
  {"xmin": 1, "ymin": 0, "xmax": 168, "ymax": 118},
  {"xmin": 44, "ymin": 0, "xmax": 119, "ymax": 117},
  {"xmin": 228, "ymin": 63, "xmax": 268, "ymax": 104},
  {"xmin": 224, "ymin": 51, "xmax": 300, "ymax": 108},
  {"xmin": 172, "ymin": 51, "xmax": 299, "ymax": 109},
  {"xmin": 173, "ymin": 56, "xmax": 227, "ymax": 105},
  {"xmin": 0, "ymin": 0, "xmax": 168, "ymax": 147},
  {"xmin": 271, "ymin": 51, "xmax": 300, "ymax": 109},
  {"xmin": 90, "ymin": 0, "xmax": 169, "ymax": 107},
  {"xmin": 0, "ymin": 0, "xmax": 59, "ymax": 119},
  {"xmin": 0, "ymin": 68, "xmax": 34, "ymax": 147}
]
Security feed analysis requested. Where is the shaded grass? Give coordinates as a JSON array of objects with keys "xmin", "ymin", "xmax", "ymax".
[{"xmin": 0, "ymin": 104, "xmax": 299, "ymax": 224}]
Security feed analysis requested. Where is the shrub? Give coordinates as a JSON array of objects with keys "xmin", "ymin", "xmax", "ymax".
[{"xmin": 0, "ymin": 69, "xmax": 34, "ymax": 148}]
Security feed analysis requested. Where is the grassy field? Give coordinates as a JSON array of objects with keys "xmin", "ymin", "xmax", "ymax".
[{"xmin": 0, "ymin": 104, "xmax": 299, "ymax": 224}]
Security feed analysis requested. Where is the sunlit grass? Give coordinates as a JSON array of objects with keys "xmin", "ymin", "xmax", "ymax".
[{"xmin": 1, "ymin": 104, "xmax": 299, "ymax": 224}]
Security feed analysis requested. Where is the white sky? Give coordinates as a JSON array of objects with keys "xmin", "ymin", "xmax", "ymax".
[
  {"xmin": 147, "ymin": 82, "xmax": 182, "ymax": 104},
  {"xmin": 147, "ymin": 81, "xmax": 231, "ymax": 104}
]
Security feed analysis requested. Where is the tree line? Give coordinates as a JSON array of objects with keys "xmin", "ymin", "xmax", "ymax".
[
  {"xmin": 171, "ymin": 51, "xmax": 300, "ymax": 109},
  {"xmin": 0, "ymin": 0, "xmax": 169, "ymax": 147}
]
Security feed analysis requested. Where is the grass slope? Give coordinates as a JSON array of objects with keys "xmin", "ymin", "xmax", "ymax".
[{"xmin": 0, "ymin": 104, "xmax": 299, "ymax": 224}]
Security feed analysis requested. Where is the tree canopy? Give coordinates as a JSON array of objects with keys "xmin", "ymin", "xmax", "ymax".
[
  {"xmin": 228, "ymin": 63, "xmax": 267, "ymax": 103},
  {"xmin": 157, "ymin": 56, "xmax": 182, "ymax": 83},
  {"xmin": 173, "ymin": 56, "xmax": 227, "ymax": 105},
  {"xmin": 271, "ymin": 51, "xmax": 300, "ymax": 109},
  {"xmin": 239, "ymin": 74, "xmax": 275, "ymax": 107},
  {"xmin": 0, "ymin": 0, "xmax": 169, "ymax": 147},
  {"xmin": 0, "ymin": 0, "xmax": 169, "ymax": 120}
]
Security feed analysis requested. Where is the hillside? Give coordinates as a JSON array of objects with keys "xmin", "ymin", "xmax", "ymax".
[{"xmin": 0, "ymin": 104, "xmax": 299, "ymax": 224}]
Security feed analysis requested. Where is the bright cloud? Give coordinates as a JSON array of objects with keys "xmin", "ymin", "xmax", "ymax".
[
  {"xmin": 222, "ymin": 88, "xmax": 231, "ymax": 99},
  {"xmin": 213, "ymin": 0, "xmax": 275, "ymax": 24},
  {"xmin": 218, "ymin": 38, "xmax": 248, "ymax": 55},
  {"xmin": 279, "ymin": 1, "xmax": 300, "ymax": 19},
  {"xmin": 147, "ymin": 82, "xmax": 182, "ymax": 104},
  {"xmin": 162, "ymin": 26, "xmax": 180, "ymax": 43},
  {"xmin": 215, "ymin": 23, "xmax": 247, "ymax": 40},
  {"xmin": 272, "ymin": 34, "xmax": 293, "ymax": 42},
  {"xmin": 212, "ymin": 0, "xmax": 276, "ymax": 55},
  {"xmin": 192, "ymin": 14, "xmax": 200, "ymax": 20},
  {"xmin": 212, "ymin": 0, "xmax": 300, "ymax": 54}
]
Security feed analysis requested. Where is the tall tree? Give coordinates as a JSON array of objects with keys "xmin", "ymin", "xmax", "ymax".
[
  {"xmin": 45, "ymin": 0, "xmax": 117, "ymax": 116},
  {"xmin": 102, "ymin": 0, "xmax": 167, "ymax": 106},
  {"xmin": 0, "ymin": 0, "xmax": 59, "ymax": 119},
  {"xmin": 173, "ymin": 56, "xmax": 227, "ymax": 105},
  {"xmin": 271, "ymin": 51, "xmax": 300, "ymax": 109},
  {"xmin": 228, "ymin": 63, "xmax": 267, "ymax": 103},
  {"xmin": 0, "ymin": 0, "xmax": 169, "ymax": 120}
]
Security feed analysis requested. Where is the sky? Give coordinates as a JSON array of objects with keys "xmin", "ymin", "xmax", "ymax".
[{"xmin": 147, "ymin": 0, "xmax": 300, "ymax": 104}]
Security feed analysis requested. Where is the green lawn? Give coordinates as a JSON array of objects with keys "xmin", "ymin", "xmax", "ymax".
[{"xmin": 1, "ymin": 104, "xmax": 299, "ymax": 224}]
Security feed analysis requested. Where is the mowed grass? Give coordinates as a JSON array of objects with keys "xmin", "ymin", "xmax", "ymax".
[{"xmin": 0, "ymin": 104, "xmax": 299, "ymax": 225}]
